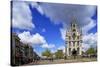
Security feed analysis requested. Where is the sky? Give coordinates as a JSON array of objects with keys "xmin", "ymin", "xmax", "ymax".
[{"xmin": 11, "ymin": 1, "xmax": 97, "ymax": 56}]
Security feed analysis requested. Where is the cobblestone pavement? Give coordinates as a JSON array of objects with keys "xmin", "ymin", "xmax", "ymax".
[{"xmin": 23, "ymin": 58, "xmax": 97, "ymax": 66}]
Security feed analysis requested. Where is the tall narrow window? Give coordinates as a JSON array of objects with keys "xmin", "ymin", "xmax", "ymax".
[
  {"xmin": 69, "ymin": 42, "xmax": 71, "ymax": 47},
  {"xmin": 77, "ymin": 36, "xmax": 79, "ymax": 40},
  {"xmin": 73, "ymin": 41, "xmax": 75, "ymax": 47},
  {"xmin": 77, "ymin": 47, "xmax": 79, "ymax": 55},
  {"xmin": 73, "ymin": 24, "xmax": 75, "ymax": 27},
  {"xmin": 72, "ymin": 33, "xmax": 76, "ymax": 40},
  {"xmin": 77, "ymin": 41, "xmax": 79, "ymax": 46},
  {"xmin": 69, "ymin": 36, "xmax": 71, "ymax": 40},
  {"xmin": 69, "ymin": 48, "xmax": 71, "ymax": 55}
]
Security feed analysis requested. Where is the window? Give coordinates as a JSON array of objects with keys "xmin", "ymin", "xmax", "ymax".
[
  {"xmin": 77, "ymin": 41, "xmax": 79, "ymax": 46},
  {"xmin": 69, "ymin": 48, "xmax": 71, "ymax": 55},
  {"xmin": 73, "ymin": 24, "xmax": 75, "ymax": 27},
  {"xmin": 73, "ymin": 41, "xmax": 75, "ymax": 47},
  {"xmin": 72, "ymin": 33, "xmax": 76, "ymax": 40},
  {"xmin": 72, "ymin": 29, "xmax": 76, "ymax": 32},
  {"xmin": 69, "ymin": 36, "xmax": 71, "ymax": 40},
  {"xmin": 77, "ymin": 36, "xmax": 79, "ymax": 39},
  {"xmin": 77, "ymin": 47, "xmax": 80, "ymax": 54},
  {"xmin": 69, "ymin": 42, "xmax": 71, "ymax": 47}
]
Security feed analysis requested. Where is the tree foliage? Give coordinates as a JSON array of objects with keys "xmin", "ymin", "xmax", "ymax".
[
  {"xmin": 55, "ymin": 50, "xmax": 64, "ymax": 59},
  {"xmin": 42, "ymin": 49, "xmax": 52, "ymax": 58},
  {"xmin": 86, "ymin": 47, "xmax": 96, "ymax": 55}
]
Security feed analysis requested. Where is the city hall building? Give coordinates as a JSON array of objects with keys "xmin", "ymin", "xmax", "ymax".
[{"xmin": 65, "ymin": 18, "xmax": 82, "ymax": 57}]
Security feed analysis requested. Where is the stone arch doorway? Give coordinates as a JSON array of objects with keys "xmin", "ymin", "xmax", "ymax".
[{"xmin": 72, "ymin": 49, "xmax": 77, "ymax": 59}]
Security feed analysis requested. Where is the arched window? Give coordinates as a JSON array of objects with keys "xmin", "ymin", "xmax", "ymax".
[
  {"xmin": 69, "ymin": 48, "xmax": 71, "ymax": 55},
  {"xmin": 73, "ymin": 24, "xmax": 75, "ymax": 27},
  {"xmin": 72, "ymin": 48, "xmax": 77, "ymax": 56},
  {"xmin": 69, "ymin": 36, "xmax": 71, "ymax": 40},
  {"xmin": 77, "ymin": 47, "xmax": 80, "ymax": 54},
  {"xmin": 72, "ymin": 33, "xmax": 76, "ymax": 40},
  {"xmin": 69, "ymin": 42, "xmax": 71, "ymax": 47},
  {"xmin": 72, "ymin": 29, "xmax": 76, "ymax": 32},
  {"xmin": 73, "ymin": 41, "xmax": 75, "ymax": 47},
  {"xmin": 77, "ymin": 36, "xmax": 79, "ymax": 39},
  {"xmin": 77, "ymin": 41, "xmax": 79, "ymax": 46}
]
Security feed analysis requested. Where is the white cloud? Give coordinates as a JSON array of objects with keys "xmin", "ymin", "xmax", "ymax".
[
  {"xmin": 51, "ymin": 49, "xmax": 57, "ymax": 53},
  {"xmin": 29, "ymin": 2, "xmax": 44, "ymax": 15},
  {"xmin": 18, "ymin": 31, "xmax": 55, "ymax": 49},
  {"xmin": 60, "ymin": 28, "xmax": 66, "ymax": 40},
  {"xmin": 82, "ymin": 19, "xmax": 96, "ymax": 34},
  {"xmin": 41, "ymin": 43, "xmax": 55, "ymax": 48},
  {"xmin": 82, "ymin": 43, "xmax": 90, "ymax": 52},
  {"xmin": 37, "ymin": 3, "xmax": 97, "ymax": 39},
  {"xmin": 18, "ymin": 31, "xmax": 46, "ymax": 45},
  {"xmin": 82, "ymin": 32, "xmax": 97, "ymax": 51},
  {"xmin": 58, "ymin": 45, "xmax": 65, "ymax": 53},
  {"xmin": 39, "ymin": 3, "xmax": 96, "ymax": 27},
  {"xmin": 12, "ymin": 1, "xmax": 35, "ymax": 30},
  {"xmin": 14, "ymin": 2, "xmax": 96, "ymax": 40}
]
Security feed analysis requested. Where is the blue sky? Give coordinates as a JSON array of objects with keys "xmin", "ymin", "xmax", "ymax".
[{"xmin": 12, "ymin": 1, "xmax": 97, "ymax": 56}]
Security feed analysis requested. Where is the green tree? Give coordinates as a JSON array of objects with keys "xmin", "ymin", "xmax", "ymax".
[
  {"xmin": 86, "ymin": 47, "xmax": 96, "ymax": 55},
  {"xmin": 42, "ymin": 49, "xmax": 52, "ymax": 58},
  {"xmin": 55, "ymin": 50, "xmax": 64, "ymax": 59}
]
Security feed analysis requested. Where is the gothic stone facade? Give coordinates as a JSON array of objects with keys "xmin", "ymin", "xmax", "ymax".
[{"xmin": 65, "ymin": 19, "xmax": 82, "ymax": 57}]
